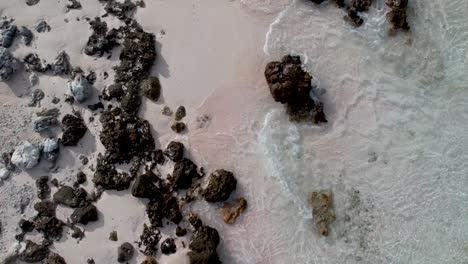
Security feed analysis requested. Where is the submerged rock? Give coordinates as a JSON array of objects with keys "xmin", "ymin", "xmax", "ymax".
[
  {"xmin": 71, "ymin": 204, "xmax": 98, "ymax": 224},
  {"xmin": 309, "ymin": 191, "xmax": 336, "ymax": 236},
  {"xmin": 188, "ymin": 225, "xmax": 221, "ymax": 264},
  {"xmin": 201, "ymin": 169, "xmax": 237, "ymax": 203},
  {"xmin": 171, "ymin": 122, "xmax": 186, "ymax": 133},
  {"xmin": 142, "ymin": 76, "xmax": 161, "ymax": 101},
  {"xmin": 386, "ymin": 0, "xmax": 410, "ymax": 35},
  {"xmin": 117, "ymin": 242, "xmax": 134, "ymax": 262},
  {"xmin": 18, "ymin": 240, "xmax": 49, "ymax": 262},
  {"xmin": 0, "ymin": 47, "xmax": 19, "ymax": 81},
  {"xmin": 161, "ymin": 238, "xmax": 176, "ymax": 255},
  {"xmin": 68, "ymin": 74, "xmax": 92, "ymax": 103},
  {"xmin": 264, "ymin": 55, "xmax": 327, "ymax": 123},
  {"xmin": 61, "ymin": 114, "xmax": 87, "ymax": 146},
  {"xmin": 11, "ymin": 141, "xmax": 40, "ymax": 169}
]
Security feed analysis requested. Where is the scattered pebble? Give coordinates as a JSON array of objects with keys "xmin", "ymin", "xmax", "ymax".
[
  {"xmin": 141, "ymin": 76, "xmax": 161, "ymax": 102},
  {"xmin": 25, "ymin": 0, "xmax": 40, "ymax": 6}
]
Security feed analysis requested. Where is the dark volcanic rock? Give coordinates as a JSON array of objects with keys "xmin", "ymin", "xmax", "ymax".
[
  {"xmin": 104, "ymin": 0, "xmax": 137, "ymax": 20},
  {"xmin": 34, "ymin": 215, "xmax": 64, "ymax": 240},
  {"xmin": 352, "ymin": 0, "xmax": 372, "ymax": 12},
  {"xmin": 162, "ymin": 194, "xmax": 182, "ymax": 224},
  {"xmin": 88, "ymin": 102, "xmax": 104, "ymax": 111},
  {"xmin": 53, "ymin": 186, "xmax": 88, "ymax": 208},
  {"xmin": 172, "ymin": 158, "xmax": 199, "ymax": 189},
  {"xmin": 154, "ymin": 149, "xmax": 165, "ymax": 165},
  {"xmin": 84, "ymin": 17, "xmax": 119, "ymax": 57},
  {"xmin": 188, "ymin": 225, "xmax": 221, "ymax": 264},
  {"xmin": 24, "ymin": 53, "xmax": 50, "ymax": 72},
  {"xmin": 137, "ymin": 224, "xmax": 160, "ymax": 256},
  {"xmin": 93, "ymin": 154, "xmax": 134, "ymax": 190},
  {"xmin": 386, "ymin": 0, "xmax": 410, "ymax": 34},
  {"xmin": 61, "ymin": 114, "xmax": 87, "ymax": 146},
  {"xmin": 34, "ymin": 200, "xmax": 56, "ymax": 217},
  {"xmin": 131, "ymin": 170, "xmax": 164, "ymax": 198},
  {"xmin": 19, "ymin": 219, "xmax": 35, "ymax": 233},
  {"xmin": 188, "ymin": 213, "xmax": 203, "ymax": 230},
  {"xmin": 1, "ymin": 25, "xmax": 17, "ymax": 48},
  {"xmin": 117, "ymin": 242, "xmax": 134, "ymax": 262},
  {"xmin": 201, "ymin": 169, "xmax": 237, "ymax": 203},
  {"xmin": 146, "ymin": 193, "xmax": 182, "ymax": 227},
  {"xmin": 161, "ymin": 238, "xmax": 176, "ymax": 255},
  {"xmin": 141, "ymin": 256, "xmax": 158, "ymax": 264},
  {"xmin": 176, "ymin": 226, "xmax": 187, "ymax": 237},
  {"xmin": 51, "ymin": 51, "xmax": 72, "ymax": 76},
  {"xmin": 103, "ymin": 84, "xmax": 124, "ymax": 101},
  {"xmin": 345, "ymin": 7, "xmax": 364, "ymax": 27},
  {"xmin": 42, "ymin": 252, "xmax": 67, "ymax": 264},
  {"xmin": 76, "ymin": 171, "xmax": 87, "ymax": 184},
  {"xmin": 165, "ymin": 141, "xmax": 184, "ymax": 162},
  {"xmin": 171, "ymin": 122, "xmax": 186, "ymax": 133},
  {"xmin": 174, "ymin": 106, "xmax": 186, "ymax": 121},
  {"xmin": 99, "ymin": 108, "xmax": 155, "ymax": 163},
  {"xmin": 26, "ymin": 0, "xmax": 41, "ymax": 6},
  {"xmin": 264, "ymin": 55, "xmax": 327, "ymax": 123},
  {"xmin": 36, "ymin": 176, "xmax": 51, "ymax": 200},
  {"xmin": 71, "ymin": 204, "xmax": 98, "ymax": 224},
  {"xmin": 141, "ymin": 76, "xmax": 161, "ymax": 101},
  {"xmin": 20, "ymin": 26, "xmax": 34, "ymax": 46},
  {"xmin": 18, "ymin": 240, "xmax": 49, "ymax": 262}
]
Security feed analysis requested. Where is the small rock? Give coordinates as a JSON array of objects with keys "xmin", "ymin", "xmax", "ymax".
[
  {"xmin": 131, "ymin": 171, "xmax": 164, "ymax": 199},
  {"xmin": 11, "ymin": 141, "xmax": 40, "ymax": 169},
  {"xmin": 79, "ymin": 155, "xmax": 89, "ymax": 165},
  {"xmin": 0, "ymin": 167, "xmax": 10, "ymax": 180},
  {"xmin": 174, "ymin": 106, "xmax": 186, "ymax": 121},
  {"xmin": 153, "ymin": 149, "xmax": 165, "ymax": 165},
  {"xmin": 53, "ymin": 186, "xmax": 87, "ymax": 208},
  {"xmin": 42, "ymin": 252, "xmax": 67, "ymax": 264},
  {"xmin": 109, "ymin": 230, "xmax": 118, "ymax": 241},
  {"xmin": 66, "ymin": 0, "xmax": 82, "ymax": 10},
  {"xmin": 171, "ymin": 122, "xmax": 186, "ymax": 133},
  {"xmin": 141, "ymin": 76, "xmax": 161, "ymax": 101},
  {"xmin": 71, "ymin": 225, "xmax": 84, "ymax": 239},
  {"xmin": 160, "ymin": 238, "xmax": 176, "ymax": 255},
  {"xmin": 71, "ymin": 204, "xmax": 98, "ymax": 224},
  {"xmin": 1, "ymin": 25, "xmax": 17, "ymax": 48},
  {"xmin": 117, "ymin": 242, "xmax": 134, "ymax": 263},
  {"xmin": 201, "ymin": 169, "xmax": 237, "ymax": 203},
  {"xmin": 103, "ymin": 84, "xmax": 124, "ymax": 101},
  {"xmin": 51, "ymin": 51, "xmax": 71, "ymax": 76},
  {"xmin": 68, "ymin": 74, "xmax": 92, "ymax": 103},
  {"xmin": 29, "ymin": 72, "xmax": 39, "ymax": 86},
  {"xmin": 137, "ymin": 224, "xmax": 161, "ymax": 256},
  {"xmin": 161, "ymin": 106, "xmax": 172, "ymax": 116},
  {"xmin": 36, "ymin": 176, "xmax": 51, "ymax": 200},
  {"xmin": 35, "ymin": 20, "xmax": 51, "ymax": 33},
  {"xmin": 164, "ymin": 141, "xmax": 184, "ymax": 162},
  {"xmin": 309, "ymin": 191, "xmax": 336, "ymax": 236},
  {"xmin": 42, "ymin": 138, "xmax": 59, "ymax": 162},
  {"xmin": 52, "ymin": 97, "xmax": 60, "ymax": 104},
  {"xmin": 19, "ymin": 219, "xmax": 35, "ymax": 233},
  {"xmin": 20, "ymin": 26, "xmax": 34, "ymax": 46},
  {"xmin": 188, "ymin": 213, "xmax": 203, "ymax": 230},
  {"xmin": 188, "ymin": 225, "xmax": 220, "ymax": 264},
  {"xmin": 175, "ymin": 226, "xmax": 187, "ymax": 237},
  {"xmin": 18, "ymin": 240, "xmax": 49, "ymax": 262},
  {"xmin": 0, "ymin": 47, "xmax": 20, "ymax": 81},
  {"xmin": 76, "ymin": 171, "xmax": 87, "ymax": 184},
  {"xmin": 24, "ymin": 53, "xmax": 49, "ymax": 73},
  {"xmin": 33, "ymin": 200, "xmax": 56, "ymax": 217},
  {"xmin": 29, "ymin": 89, "xmax": 45, "ymax": 107},
  {"xmin": 88, "ymin": 102, "xmax": 104, "ymax": 111},
  {"xmin": 33, "ymin": 116, "xmax": 59, "ymax": 132},
  {"xmin": 26, "ymin": 0, "xmax": 41, "ymax": 6},
  {"xmin": 172, "ymin": 158, "xmax": 199, "ymax": 189},
  {"xmin": 222, "ymin": 197, "xmax": 248, "ymax": 224},
  {"xmin": 141, "ymin": 256, "xmax": 158, "ymax": 264}
]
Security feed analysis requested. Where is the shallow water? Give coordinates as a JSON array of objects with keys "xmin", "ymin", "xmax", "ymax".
[{"xmin": 238, "ymin": 0, "xmax": 468, "ymax": 263}]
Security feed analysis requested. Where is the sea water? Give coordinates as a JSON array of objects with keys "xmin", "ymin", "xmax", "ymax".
[{"xmin": 235, "ymin": 0, "xmax": 468, "ymax": 263}]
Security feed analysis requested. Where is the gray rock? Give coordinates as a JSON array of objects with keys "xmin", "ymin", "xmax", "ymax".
[
  {"xmin": 42, "ymin": 138, "xmax": 59, "ymax": 162},
  {"xmin": 20, "ymin": 26, "xmax": 34, "ymax": 46},
  {"xmin": 11, "ymin": 141, "xmax": 40, "ymax": 169},
  {"xmin": 35, "ymin": 20, "xmax": 51, "ymax": 33},
  {"xmin": 33, "ymin": 116, "xmax": 59, "ymax": 132},
  {"xmin": 26, "ymin": 0, "xmax": 41, "ymax": 6},
  {"xmin": 68, "ymin": 74, "xmax": 91, "ymax": 102},
  {"xmin": 28, "ymin": 89, "xmax": 45, "ymax": 107},
  {"xmin": 1, "ymin": 25, "xmax": 17, "ymax": 48},
  {"xmin": 0, "ymin": 166, "xmax": 10, "ymax": 180},
  {"xmin": 51, "ymin": 51, "xmax": 71, "ymax": 76},
  {"xmin": 29, "ymin": 72, "xmax": 39, "ymax": 86},
  {"xmin": 0, "ymin": 47, "xmax": 19, "ymax": 81}
]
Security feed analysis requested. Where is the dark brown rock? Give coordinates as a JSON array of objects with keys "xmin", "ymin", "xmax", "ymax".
[
  {"xmin": 34, "ymin": 216, "xmax": 64, "ymax": 240},
  {"xmin": 109, "ymin": 230, "xmax": 118, "ymax": 241},
  {"xmin": 222, "ymin": 197, "xmax": 248, "ymax": 224},
  {"xmin": 84, "ymin": 17, "xmax": 119, "ymax": 57},
  {"xmin": 61, "ymin": 114, "xmax": 87, "ymax": 146},
  {"xmin": 131, "ymin": 171, "xmax": 164, "ymax": 198},
  {"xmin": 201, "ymin": 169, "xmax": 237, "ymax": 203},
  {"xmin": 93, "ymin": 154, "xmax": 134, "ymax": 190},
  {"xmin": 141, "ymin": 256, "xmax": 158, "ymax": 264},
  {"xmin": 18, "ymin": 240, "xmax": 49, "ymax": 262},
  {"xmin": 161, "ymin": 238, "xmax": 176, "ymax": 255},
  {"xmin": 264, "ymin": 55, "xmax": 327, "ymax": 123},
  {"xmin": 352, "ymin": 0, "xmax": 372, "ymax": 12},
  {"xmin": 165, "ymin": 141, "xmax": 184, "ymax": 162},
  {"xmin": 176, "ymin": 226, "xmax": 187, "ymax": 237},
  {"xmin": 36, "ymin": 176, "xmax": 51, "ymax": 200},
  {"xmin": 345, "ymin": 7, "xmax": 364, "ymax": 27},
  {"xmin": 386, "ymin": 0, "xmax": 410, "ymax": 35},
  {"xmin": 117, "ymin": 242, "xmax": 134, "ymax": 262},
  {"xmin": 53, "ymin": 186, "xmax": 88, "ymax": 208},
  {"xmin": 19, "ymin": 219, "xmax": 35, "ymax": 233},
  {"xmin": 142, "ymin": 76, "xmax": 161, "ymax": 101},
  {"xmin": 171, "ymin": 122, "xmax": 186, "ymax": 133},
  {"xmin": 172, "ymin": 158, "xmax": 199, "ymax": 189},
  {"xmin": 34, "ymin": 200, "xmax": 56, "ymax": 217},
  {"xmin": 41, "ymin": 252, "xmax": 67, "ymax": 264},
  {"xmin": 188, "ymin": 225, "xmax": 221, "ymax": 264},
  {"xmin": 76, "ymin": 171, "xmax": 87, "ymax": 184},
  {"xmin": 174, "ymin": 106, "xmax": 186, "ymax": 121}
]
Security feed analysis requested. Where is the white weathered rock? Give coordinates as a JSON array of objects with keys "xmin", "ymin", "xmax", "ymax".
[
  {"xmin": 42, "ymin": 138, "xmax": 58, "ymax": 153},
  {"xmin": 11, "ymin": 141, "xmax": 40, "ymax": 169},
  {"xmin": 67, "ymin": 74, "xmax": 91, "ymax": 102},
  {"xmin": 0, "ymin": 167, "xmax": 10, "ymax": 180}
]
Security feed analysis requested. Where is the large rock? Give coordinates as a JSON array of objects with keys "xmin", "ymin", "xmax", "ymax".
[
  {"xmin": 61, "ymin": 114, "xmax": 87, "ymax": 146},
  {"xmin": 71, "ymin": 204, "xmax": 98, "ymax": 224},
  {"xmin": 141, "ymin": 76, "xmax": 161, "ymax": 102},
  {"xmin": 131, "ymin": 171, "xmax": 164, "ymax": 198},
  {"xmin": 188, "ymin": 225, "xmax": 221, "ymax": 264},
  {"xmin": 11, "ymin": 141, "xmax": 40, "ymax": 169},
  {"xmin": 164, "ymin": 141, "xmax": 184, "ymax": 162},
  {"xmin": 201, "ymin": 169, "xmax": 237, "ymax": 203},
  {"xmin": 264, "ymin": 55, "xmax": 327, "ymax": 123},
  {"xmin": 53, "ymin": 186, "xmax": 87, "ymax": 208},
  {"xmin": 172, "ymin": 158, "xmax": 199, "ymax": 189}
]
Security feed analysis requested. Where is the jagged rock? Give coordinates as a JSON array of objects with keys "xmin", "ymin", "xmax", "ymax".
[
  {"xmin": 175, "ymin": 226, "xmax": 187, "ymax": 237},
  {"xmin": 71, "ymin": 204, "xmax": 98, "ymax": 224},
  {"xmin": 174, "ymin": 106, "xmax": 186, "ymax": 121},
  {"xmin": 19, "ymin": 219, "xmax": 35, "ymax": 233},
  {"xmin": 35, "ymin": 20, "xmax": 51, "ymax": 33},
  {"xmin": 20, "ymin": 26, "xmax": 34, "ymax": 46},
  {"xmin": 137, "ymin": 224, "xmax": 160, "ymax": 256},
  {"xmin": 146, "ymin": 193, "xmax": 182, "ymax": 227},
  {"xmin": 68, "ymin": 74, "xmax": 92, "ymax": 102},
  {"xmin": 104, "ymin": 0, "xmax": 137, "ymax": 20},
  {"xmin": 24, "ymin": 53, "xmax": 49, "ymax": 72},
  {"xmin": 141, "ymin": 256, "xmax": 158, "ymax": 264},
  {"xmin": 29, "ymin": 72, "xmax": 39, "ymax": 86},
  {"xmin": 164, "ymin": 141, "xmax": 184, "ymax": 162},
  {"xmin": 93, "ymin": 154, "xmax": 134, "ymax": 190},
  {"xmin": 103, "ymin": 84, "xmax": 124, "ymax": 101},
  {"xmin": 345, "ymin": 7, "xmax": 364, "ymax": 27},
  {"xmin": 117, "ymin": 242, "xmax": 134, "ymax": 262},
  {"xmin": 34, "ymin": 215, "xmax": 64, "ymax": 240},
  {"xmin": 161, "ymin": 238, "xmax": 176, "ymax": 255},
  {"xmin": 33, "ymin": 200, "xmax": 55, "ymax": 217},
  {"xmin": 352, "ymin": 0, "xmax": 372, "ymax": 12},
  {"xmin": 188, "ymin": 213, "xmax": 203, "ymax": 230},
  {"xmin": 309, "ymin": 191, "xmax": 336, "ymax": 236},
  {"xmin": 28, "ymin": 89, "xmax": 45, "ymax": 107},
  {"xmin": 18, "ymin": 240, "xmax": 49, "ymax": 262},
  {"xmin": 71, "ymin": 226, "xmax": 84, "ymax": 239},
  {"xmin": 76, "ymin": 171, "xmax": 87, "ymax": 184},
  {"xmin": 264, "ymin": 55, "xmax": 327, "ymax": 123},
  {"xmin": 172, "ymin": 158, "xmax": 199, "ymax": 189},
  {"xmin": 1, "ymin": 25, "xmax": 17, "ymax": 48},
  {"xmin": 36, "ymin": 176, "xmax": 51, "ymax": 200},
  {"xmin": 42, "ymin": 252, "xmax": 67, "ymax": 264},
  {"xmin": 188, "ymin": 225, "xmax": 221, "ymax": 264},
  {"xmin": 131, "ymin": 170, "xmax": 164, "ymax": 198},
  {"xmin": 61, "ymin": 114, "xmax": 87, "ymax": 146},
  {"xmin": 51, "ymin": 51, "xmax": 71, "ymax": 76},
  {"xmin": 84, "ymin": 17, "xmax": 119, "ymax": 56},
  {"xmin": 201, "ymin": 169, "xmax": 237, "ymax": 203},
  {"xmin": 141, "ymin": 76, "xmax": 161, "ymax": 101},
  {"xmin": 11, "ymin": 141, "xmax": 40, "ymax": 169},
  {"xmin": 0, "ymin": 47, "xmax": 19, "ymax": 81},
  {"xmin": 153, "ymin": 149, "xmax": 165, "ymax": 165}
]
